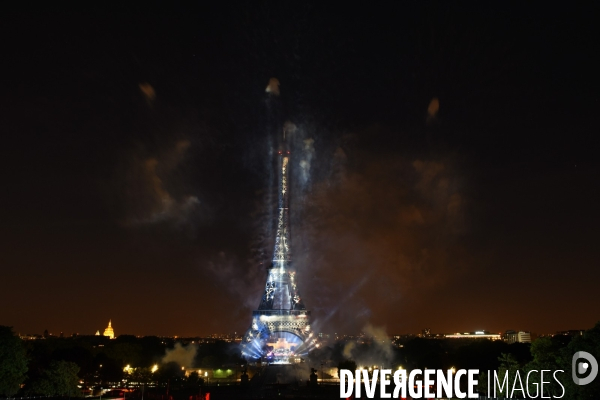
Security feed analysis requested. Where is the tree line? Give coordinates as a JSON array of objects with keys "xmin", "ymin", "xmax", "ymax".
[
  {"xmin": 0, "ymin": 328, "xmax": 243, "ymax": 398},
  {"xmin": 2, "ymin": 323, "xmax": 599, "ymax": 398}
]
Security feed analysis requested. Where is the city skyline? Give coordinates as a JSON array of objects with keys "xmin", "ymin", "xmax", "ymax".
[
  {"xmin": 9, "ymin": 320, "xmax": 591, "ymax": 341},
  {"xmin": 1, "ymin": 4, "xmax": 598, "ymax": 338}
]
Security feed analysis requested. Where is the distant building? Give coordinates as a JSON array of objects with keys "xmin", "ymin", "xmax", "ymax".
[
  {"xmin": 504, "ymin": 330, "xmax": 531, "ymax": 344},
  {"xmin": 504, "ymin": 330, "xmax": 517, "ymax": 343},
  {"xmin": 103, "ymin": 320, "xmax": 115, "ymax": 339},
  {"xmin": 18, "ymin": 334, "xmax": 42, "ymax": 340},
  {"xmin": 555, "ymin": 330, "xmax": 584, "ymax": 337},
  {"xmin": 445, "ymin": 331, "xmax": 501, "ymax": 340},
  {"xmin": 518, "ymin": 331, "xmax": 531, "ymax": 343}
]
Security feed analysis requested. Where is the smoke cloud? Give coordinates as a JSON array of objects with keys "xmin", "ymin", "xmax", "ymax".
[
  {"xmin": 206, "ymin": 251, "xmax": 266, "ymax": 311},
  {"xmin": 299, "ymin": 138, "xmax": 315, "ymax": 184},
  {"xmin": 426, "ymin": 97, "xmax": 440, "ymax": 125},
  {"xmin": 342, "ymin": 324, "xmax": 396, "ymax": 367},
  {"xmin": 204, "ymin": 120, "xmax": 467, "ymax": 336},
  {"xmin": 123, "ymin": 139, "xmax": 201, "ymax": 226},
  {"xmin": 163, "ymin": 342, "xmax": 198, "ymax": 368},
  {"xmin": 291, "ymin": 142, "xmax": 467, "ymax": 333},
  {"xmin": 427, "ymin": 97, "xmax": 439, "ymax": 118},
  {"xmin": 265, "ymin": 78, "xmax": 280, "ymax": 96},
  {"xmin": 139, "ymin": 82, "xmax": 156, "ymax": 104}
]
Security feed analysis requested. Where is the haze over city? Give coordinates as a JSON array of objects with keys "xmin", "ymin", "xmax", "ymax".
[{"xmin": 1, "ymin": 3, "xmax": 598, "ymax": 339}]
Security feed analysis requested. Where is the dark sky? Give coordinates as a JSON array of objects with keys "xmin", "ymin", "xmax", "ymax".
[{"xmin": 1, "ymin": 3, "xmax": 598, "ymax": 337}]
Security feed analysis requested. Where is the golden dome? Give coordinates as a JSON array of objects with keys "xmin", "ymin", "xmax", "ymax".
[{"xmin": 103, "ymin": 320, "xmax": 115, "ymax": 339}]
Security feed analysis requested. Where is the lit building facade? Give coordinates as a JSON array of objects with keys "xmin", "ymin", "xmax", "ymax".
[
  {"xmin": 504, "ymin": 330, "xmax": 531, "ymax": 344},
  {"xmin": 444, "ymin": 331, "xmax": 502, "ymax": 340}
]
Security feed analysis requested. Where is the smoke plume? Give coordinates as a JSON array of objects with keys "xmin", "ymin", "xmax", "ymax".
[
  {"xmin": 426, "ymin": 97, "xmax": 440, "ymax": 125},
  {"xmin": 341, "ymin": 324, "xmax": 396, "ymax": 368},
  {"xmin": 265, "ymin": 78, "xmax": 280, "ymax": 96},
  {"xmin": 139, "ymin": 82, "xmax": 156, "ymax": 104},
  {"xmin": 299, "ymin": 138, "xmax": 315, "ymax": 184},
  {"xmin": 123, "ymin": 139, "xmax": 201, "ymax": 226},
  {"xmin": 162, "ymin": 342, "xmax": 198, "ymax": 368}
]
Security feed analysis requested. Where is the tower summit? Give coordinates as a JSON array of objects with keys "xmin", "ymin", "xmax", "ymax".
[{"xmin": 241, "ymin": 80, "xmax": 313, "ymax": 364}]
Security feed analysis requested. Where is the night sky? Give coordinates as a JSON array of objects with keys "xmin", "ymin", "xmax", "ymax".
[{"xmin": 1, "ymin": 3, "xmax": 598, "ymax": 337}]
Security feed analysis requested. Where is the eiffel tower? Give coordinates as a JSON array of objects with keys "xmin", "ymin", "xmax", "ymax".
[{"xmin": 241, "ymin": 92, "xmax": 313, "ymax": 364}]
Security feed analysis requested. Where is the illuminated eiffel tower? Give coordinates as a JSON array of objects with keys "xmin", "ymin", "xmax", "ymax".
[{"xmin": 241, "ymin": 91, "xmax": 313, "ymax": 363}]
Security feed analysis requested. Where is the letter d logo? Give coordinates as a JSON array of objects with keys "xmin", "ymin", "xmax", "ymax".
[{"xmin": 572, "ymin": 351, "xmax": 598, "ymax": 385}]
